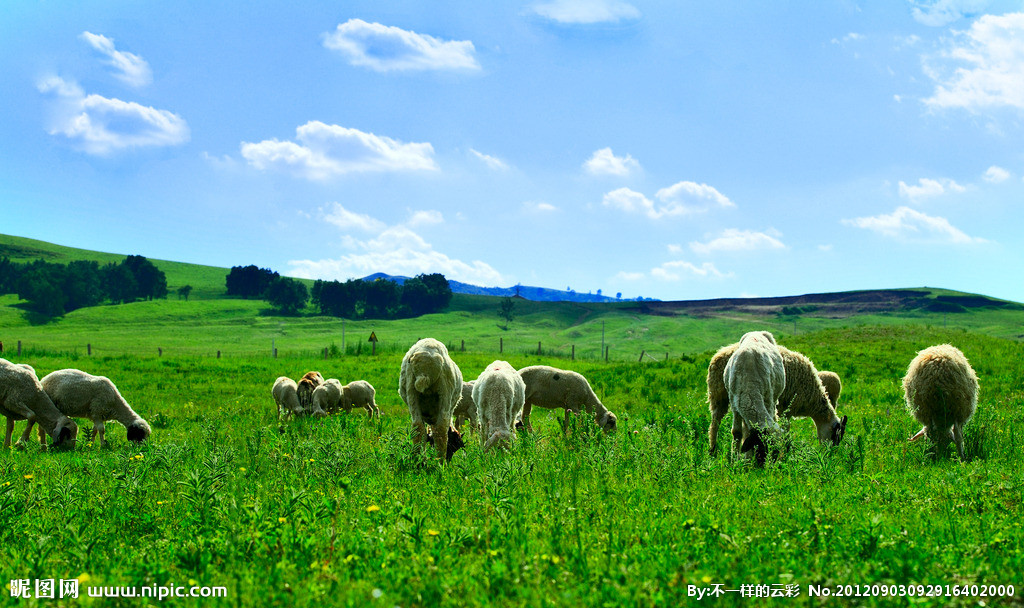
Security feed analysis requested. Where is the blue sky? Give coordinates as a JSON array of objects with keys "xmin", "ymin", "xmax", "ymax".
[{"xmin": 3, "ymin": 0, "xmax": 1024, "ymax": 302}]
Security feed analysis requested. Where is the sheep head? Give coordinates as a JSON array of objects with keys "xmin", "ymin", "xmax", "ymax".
[
  {"xmin": 597, "ymin": 410, "xmax": 618, "ymax": 432},
  {"xmin": 126, "ymin": 420, "xmax": 152, "ymax": 442},
  {"xmin": 828, "ymin": 415, "xmax": 848, "ymax": 446},
  {"xmin": 51, "ymin": 419, "xmax": 79, "ymax": 450},
  {"xmin": 427, "ymin": 425, "xmax": 465, "ymax": 461},
  {"xmin": 740, "ymin": 429, "xmax": 768, "ymax": 467}
]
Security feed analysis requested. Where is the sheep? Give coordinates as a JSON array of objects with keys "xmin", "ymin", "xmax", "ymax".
[
  {"xmin": 472, "ymin": 361, "xmax": 526, "ymax": 451},
  {"xmin": 903, "ymin": 344, "xmax": 978, "ymax": 460},
  {"xmin": 273, "ymin": 376, "xmax": 303, "ymax": 420},
  {"xmin": 398, "ymin": 338, "xmax": 464, "ymax": 462},
  {"xmin": 0, "ymin": 358, "xmax": 78, "ymax": 449},
  {"xmin": 296, "ymin": 371, "xmax": 324, "ymax": 412},
  {"xmin": 32, "ymin": 369, "xmax": 150, "ymax": 447},
  {"xmin": 707, "ymin": 343, "xmax": 847, "ymax": 455},
  {"xmin": 518, "ymin": 365, "xmax": 617, "ymax": 433},
  {"xmin": 453, "ymin": 381, "xmax": 478, "ymax": 433},
  {"xmin": 818, "ymin": 371, "xmax": 842, "ymax": 409},
  {"xmin": 314, "ymin": 379, "xmax": 380, "ymax": 417},
  {"xmin": 724, "ymin": 331, "xmax": 786, "ymax": 465}
]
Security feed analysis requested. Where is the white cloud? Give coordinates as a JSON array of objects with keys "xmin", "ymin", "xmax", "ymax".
[
  {"xmin": 37, "ymin": 76, "xmax": 188, "ymax": 155},
  {"xmin": 650, "ymin": 261, "xmax": 729, "ymax": 281},
  {"xmin": 290, "ymin": 207, "xmax": 503, "ymax": 286},
  {"xmin": 471, "ymin": 149, "xmax": 509, "ymax": 170},
  {"xmin": 241, "ymin": 121, "xmax": 437, "ymax": 179},
  {"xmin": 80, "ymin": 31, "xmax": 152, "ymax": 87},
  {"xmin": 531, "ymin": 0, "xmax": 641, "ymax": 24},
  {"xmin": 898, "ymin": 177, "xmax": 966, "ymax": 201},
  {"xmin": 690, "ymin": 229, "xmax": 786, "ymax": 255},
  {"xmin": 923, "ymin": 12, "xmax": 1024, "ymax": 110},
  {"xmin": 983, "ymin": 165, "xmax": 1010, "ymax": 182},
  {"xmin": 603, "ymin": 181, "xmax": 735, "ymax": 219},
  {"xmin": 842, "ymin": 206, "xmax": 986, "ymax": 244},
  {"xmin": 910, "ymin": 0, "xmax": 988, "ymax": 27},
  {"xmin": 523, "ymin": 201, "xmax": 558, "ymax": 213},
  {"xmin": 613, "ymin": 271, "xmax": 645, "ymax": 281},
  {"xmin": 584, "ymin": 147, "xmax": 640, "ymax": 176},
  {"xmin": 831, "ymin": 32, "xmax": 864, "ymax": 44},
  {"xmin": 667, "ymin": 244, "xmax": 683, "ymax": 254},
  {"xmin": 323, "ymin": 19, "xmax": 480, "ymax": 72}
]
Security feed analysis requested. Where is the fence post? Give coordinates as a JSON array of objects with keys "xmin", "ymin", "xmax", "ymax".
[
  {"xmin": 605, "ymin": 345, "xmax": 609, "ymax": 362},
  {"xmin": 158, "ymin": 347, "xmax": 162, "ymax": 357},
  {"xmin": 639, "ymin": 350, "xmax": 645, "ymax": 362},
  {"xmin": 217, "ymin": 350, "xmax": 221, "ymax": 359},
  {"xmin": 461, "ymin": 339, "xmax": 465, "ymax": 352},
  {"xmin": 324, "ymin": 347, "xmax": 328, "ymax": 359},
  {"xmin": 87, "ymin": 343, "xmax": 91, "ymax": 356},
  {"xmin": 372, "ymin": 341, "xmax": 376, "ymax": 356},
  {"xmin": 18, "ymin": 341, "xmax": 22, "ymax": 356},
  {"xmin": 571, "ymin": 345, "xmax": 575, "ymax": 361},
  {"xmin": 500, "ymin": 337, "xmax": 503, "ymax": 353},
  {"xmin": 537, "ymin": 341, "xmax": 541, "ymax": 355},
  {"xmin": 665, "ymin": 352, "xmax": 669, "ymax": 361}
]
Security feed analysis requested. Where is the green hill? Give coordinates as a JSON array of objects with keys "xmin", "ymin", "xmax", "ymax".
[{"xmin": 2, "ymin": 233, "xmax": 1024, "ymax": 360}]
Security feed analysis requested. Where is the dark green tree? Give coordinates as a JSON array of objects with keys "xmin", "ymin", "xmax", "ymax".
[
  {"xmin": 498, "ymin": 296, "xmax": 515, "ymax": 330},
  {"xmin": 226, "ymin": 265, "xmax": 279, "ymax": 299},
  {"xmin": 265, "ymin": 277, "xmax": 308, "ymax": 315},
  {"xmin": 177, "ymin": 285, "xmax": 193, "ymax": 301}
]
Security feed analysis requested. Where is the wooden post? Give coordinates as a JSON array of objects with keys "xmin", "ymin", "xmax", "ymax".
[
  {"xmin": 324, "ymin": 347, "xmax": 328, "ymax": 359},
  {"xmin": 18, "ymin": 340, "xmax": 22, "ymax": 356},
  {"xmin": 665, "ymin": 352, "xmax": 669, "ymax": 361},
  {"xmin": 571, "ymin": 345, "xmax": 575, "ymax": 361},
  {"xmin": 217, "ymin": 350, "xmax": 221, "ymax": 359},
  {"xmin": 158, "ymin": 347, "xmax": 163, "ymax": 357},
  {"xmin": 87, "ymin": 343, "xmax": 91, "ymax": 356},
  {"xmin": 639, "ymin": 350, "xmax": 645, "ymax": 362},
  {"xmin": 605, "ymin": 345, "xmax": 609, "ymax": 362},
  {"xmin": 500, "ymin": 337, "xmax": 503, "ymax": 353},
  {"xmin": 537, "ymin": 341, "xmax": 541, "ymax": 355},
  {"xmin": 461, "ymin": 339, "xmax": 465, "ymax": 352},
  {"xmin": 372, "ymin": 340, "xmax": 376, "ymax": 356},
  {"xmin": 273, "ymin": 348, "xmax": 278, "ymax": 358}
]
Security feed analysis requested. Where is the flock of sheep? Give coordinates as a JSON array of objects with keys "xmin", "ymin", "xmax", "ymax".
[{"xmin": 0, "ymin": 331, "xmax": 978, "ymax": 463}]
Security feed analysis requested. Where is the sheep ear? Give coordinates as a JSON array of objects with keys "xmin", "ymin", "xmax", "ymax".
[{"xmin": 831, "ymin": 416, "xmax": 848, "ymax": 446}]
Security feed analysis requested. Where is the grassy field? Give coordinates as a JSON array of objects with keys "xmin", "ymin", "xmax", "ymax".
[
  {"xmin": 2, "ymin": 234, "xmax": 1024, "ymax": 606},
  {"xmin": 1, "ymin": 325, "xmax": 1023, "ymax": 607}
]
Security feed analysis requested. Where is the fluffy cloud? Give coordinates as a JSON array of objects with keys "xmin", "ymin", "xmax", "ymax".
[
  {"xmin": 910, "ymin": 0, "xmax": 988, "ymax": 27},
  {"xmin": 323, "ymin": 19, "xmax": 480, "ymax": 72},
  {"xmin": 843, "ymin": 206, "xmax": 986, "ymax": 244},
  {"xmin": 602, "ymin": 181, "xmax": 734, "ymax": 219},
  {"xmin": 289, "ymin": 206, "xmax": 503, "ymax": 285},
  {"xmin": 983, "ymin": 165, "xmax": 1010, "ymax": 182},
  {"xmin": 650, "ymin": 261, "xmax": 729, "ymax": 281},
  {"xmin": 584, "ymin": 147, "xmax": 640, "ymax": 176},
  {"xmin": 241, "ymin": 121, "xmax": 438, "ymax": 179},
  {"xmin": 898, "ymin": 177, "xmax": 966, "ymax": 201},
  {"xmin": 523, "ymin": 201, "xmax": 558, "ymax": 213},
  {"xmin": 690, "ymin": 229, "xmax": 786, "ymax": 255},
  {"xmin": 80, "ymin": 31, "xmax": 152, "ymax": 87},
  {"xmin": 924, "ymin": 12, "xmax": 1024, "ymax": 110},
  {"xmin": 471, "ymin": 149, "xmax": 509, "ymax": 170},
  {"xmin": 37, "ymin": 76, "xmax": 188, "ymax": 155},
  {"xmin": 531, "ymin": 0, "xmax": 641, "ymax": 24}
]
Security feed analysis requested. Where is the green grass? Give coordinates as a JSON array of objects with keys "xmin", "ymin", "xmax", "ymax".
[{"xmin": 1, "ymin": 326, "xmax": 1023, "ymax": 607}]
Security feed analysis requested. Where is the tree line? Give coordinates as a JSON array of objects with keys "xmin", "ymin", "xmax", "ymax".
[{"xmin": 0, "ymin": 255, "xmax": 168, "ymax": 317}]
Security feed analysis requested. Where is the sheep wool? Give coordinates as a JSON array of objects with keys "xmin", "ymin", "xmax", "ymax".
[
  {"xmin": 453, "ymin": 381, "xmax": 478, "ymax": 433},
  {"xmin": 341, "ymin": 380, "xmax": 380, "ymax": 418},
  {"xmin": 311, "ymin": 379, "xmax": 344, "ymax": 415},
  {"xmin": 273, "ymin": 376, "xmax": 303, "ymax": 420},
  {"xmin": 724, "ymin": 331, "xmax": 785, "ymax": 465},
  {"xmin": 297, "ymin": 371, "xmax": 325, "ymax": 412},
  {"xmin": 518, "ymin": 365, "xmax": 617, "ymax": 433},
  {"xmin": 472, "ymin": 361, "xmax": 526, "ymax": 452},
  {"xmin": 37, "ymin": 368, "xmax": 150, "ymax": 446},
  {"xmin": 903, "ymin": 344, "xmax": 978, "ymax": 460},
  {"xmin": 398, "ymin": 338, "xmax": 464, "ymax": 462},
  {"xmin": 0, "ymin": 358, "xmax": 78, "ymax": 449},
  {"xmin": 818, "ymin": 371, "xmax": 842, "ymax": 409}
]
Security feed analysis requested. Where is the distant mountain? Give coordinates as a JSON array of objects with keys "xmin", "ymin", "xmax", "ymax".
[{"xmin": 359, "ymin": 273, "xmax": 651, "ymax": 303}]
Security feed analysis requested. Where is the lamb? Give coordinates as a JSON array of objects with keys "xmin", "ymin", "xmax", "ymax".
[
  {"xmin": 453, "ymin": 381, "xmax": 478, "ymax": 433},
  {"xmin": 724, "ymin": 331, "xmax": 786, "ymax": 466},
  {"xmin": 296, "ymin": 371, "xmax": 324, "ymax": 412},
  {"xmin": 518, "ymin": 365, "xmax": 617, "ymax": 433},
  {"xmin": 398, "ymin": 338, "xmax": 464, "ymax": 462},
  {"xmin": 273, "ymin": 376, "xmax": 303, "ymax": 419},
  {"xmin": 313, "ymin": 379, "xmax": 380, "ymax": 417},
  {"xmin": 818, "ymin": 371, "xmax": 842, "ymax": 409},
  {"xmin": 472, "ymin": 361, "xmax": 526, "ymax": 452},
  {"xmin": 903, "ymin": 344, "xmax": 978, "ymax": 460},
  {"xmin": 0, "ymin": 358, "xmax": 78, "ymax": 449},
  {"xmin": 34, "ymin": 368, "xmax": 150, "ymax": 447},
  {"xmin": 707, "ymin": 343, "xmax": 847, "ymax": 455}
]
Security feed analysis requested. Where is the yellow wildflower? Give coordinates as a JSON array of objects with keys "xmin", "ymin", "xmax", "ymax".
[
  {"xmin": 366, "ymin": 504, "xmax": 380, "ymax": 513},
  {"xmin": 427, "ymin": 529, "xmax": 439, "ymax": 536}
]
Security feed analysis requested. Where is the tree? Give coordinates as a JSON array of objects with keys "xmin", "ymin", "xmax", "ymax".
[
  {"xmin": 265, "ymin": 277, "xmax": 308, "ymax": 315},
  {"xmin": 17, "ymin": 261, "xmax": 66, "ymax": 317},
  {"xmin": 498, "ymin": 296, "xmax": 515, "ymax": 330},
  {"xmin": 0, "ymin": 257, "xmax": 19, "ymax": 294},
  {"xmin": 226, "ymin": 265, "xmax": 278, "ymax": 299},
  {"xmin": 62, "ymin": 260, "xmax": 103, "ymax": 311},
  {"xmin": 102, "ymin": 262, "xmax": 137, "ymax": 305},
  {"xmin": 177, "ymin": 285, "xmax": 193, "ymax": 301},
  {"xmin": 363, "ymin": 278, "xmax": 401, "ymax": 318},
  {"xmin": 122, "ymin": 255, "xmax": 167, "ymax": 301}
]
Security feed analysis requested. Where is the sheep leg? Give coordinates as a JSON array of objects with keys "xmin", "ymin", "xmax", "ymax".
[
  {"xmin": 708, "ymin": 406, "xmax": 726, "ymax": 455},
  {"xmin": 411, "ymin": 419, "xmax": 429, "ymax": 445},
  {"xmin": 3, "ymin": 417, "xmax": 13, "ymax": 449},
  {"xmin": 94, "ymin": 421, "xmax": 106, "ymax": 447},
  {"xmin": 19, "ymin": 418, "xmax": 37, "ymax": 445},
  {"xmin": 731, "ymin": 415, "xmax": 745, "ymax": 453},
  {"xmin": 953, "ymin": 423, "xmax": 966, "ymax": 461},
  {"xmin": 522, "ymin": 402, "xmax": 534, "ymax": 432},
  {"xmin": 431, "ymin": 421, "xmax": 449, "ymax": 462},
  {"xmin": 561, "ymin": 408, "xmax": 571, "ymax": 434}
]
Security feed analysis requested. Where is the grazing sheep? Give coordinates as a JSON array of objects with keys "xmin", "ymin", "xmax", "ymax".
[
  {"xmin": 707, "ymin": 344, "xmax": 847, "ymax": 455},
  {"xmin": 316, "ymin": 379, "xmax": 380, "ymax": 418},
  {"xmin": 0, "ymin": 358, "xmax": 78, "ymax": 449},
  {"xmin": 311, "ymin": 378, "xmax": 344, "ymax": 415},
  {"xmin": 273, "ymin": 376, "xmax": 303, "ymax": 420},
  {"xmin": 296, "ymin": 371, "xmax": 324, "ymax": 412},
  {"xmin": 818, "ymin": 371, "xmax": 842, "ymax": 409},
  {"xmin": 34, "ymin": 369, "xmax": 151, "ymax": 447},
  {"xmin": 398, "ymin": 338, "xmax": 464, "ymax": 462},
  {"xmin": 724, "ymin": 331, "xmax": 786, "ymax": 466},
  {"xmin": 472, "ymin": 361, "xmax": 526, "ymax": 452},
  {"xmin": 518, "ymin": 365, "xmax": 617, "ymax": 433},
  {"xmin": 903, "ymin": 344, "xmax": 978, "ymax": 460},
  {"xmin": 453, "ymin": 381, "xmax": 478, "ymax": 433}
]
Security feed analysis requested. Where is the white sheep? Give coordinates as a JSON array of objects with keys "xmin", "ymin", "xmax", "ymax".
[
  {"xmin": 34, "ymin": 368, "xmax": 151, "ymax": 447},
  {"xmin": 1, "ymin": 359, "xmax": 78, "ymax": 449},
  {"xmin": 518, "ymin": 365, "xmax": 617, "ymax": 433},
  {"xmin": 398, "ymin": 338, "xmax": 464, "ymax": 462},
  {"xmin": 273, "ymin": 376, "xmax": 303, "ymax": 420},
  {"xmin": 707, "ymin": 343, "xmax": 847, "ymax": 455},
  {"xmin": 724, "ymin": 331, "xmax": 785, "ymax": 465},
  {"xmin": 818, "ymin": 371, "xmax": 842, "ymax": 409},
  {"xmin": 453, "ymin": 381, "xmax": 478, "ymax": 433},
  {"xmin": 472, "ymin": 361, "xmax": 526, "ymax": 452},
  {"xmin": 314, "ymin": 379, "xmax": 380, "ymax": 417},
  {"xmin": 903, "ymin": 344, "xmax": 978, "ymax": 460}
]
